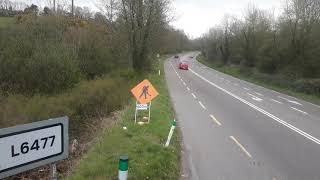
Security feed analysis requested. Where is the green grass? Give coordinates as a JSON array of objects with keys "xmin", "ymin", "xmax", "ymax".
[
  {"xmin": 0, "ymin": 17, "xmax": 14, "ymax": 28},
  {"xmin": 197, "ymin": 55, "xmax": 320, "ymax": 105},
  {"xmin": 69, "ymin": 58, "xmax": 180, "ymax": 180}
]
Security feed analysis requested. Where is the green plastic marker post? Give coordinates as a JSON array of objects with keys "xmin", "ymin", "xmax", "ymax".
[
  {"xmin": 165, "ymin": 119, "xmax": 176, "ymax": 147},
  {"xmin": 172, "ymin": 119, "xmax": 176, "ymax": 127},
  {"xmin": 119, "ymin": 155, "xmax": 129, "ymax": 180}
]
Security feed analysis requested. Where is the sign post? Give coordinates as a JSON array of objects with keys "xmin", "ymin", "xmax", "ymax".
[
  {"xmin": 131, "ymin": 79, "xmax": 159, "ymax": 124},
  {"xmin": 0, "ymin": 117, "xmax": 69, "ymax": 179},
  {"xmin": 50, "ymin": 163, "xmax": 57, "ymax": 180},
  {"xmin": 134, "ymin": 101, "xmax": 152, "ymax": 124},
  {"xmin": 157, "ymin": 54, "xmax": 161, "ymax": 76}
]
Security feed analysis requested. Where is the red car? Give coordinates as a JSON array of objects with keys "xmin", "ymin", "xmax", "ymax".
[{"xmin": 179, "ymin": 62, "xmax": 189, "ymax": 70}]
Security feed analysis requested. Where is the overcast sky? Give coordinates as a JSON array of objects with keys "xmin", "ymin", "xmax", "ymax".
[
  {"xmin": 171, "ymin": 0, "xmax": 283, "ymax": 38},
  {"xmin": 15, "ymin": 0, "xmax": 283, "ymax": 38}
]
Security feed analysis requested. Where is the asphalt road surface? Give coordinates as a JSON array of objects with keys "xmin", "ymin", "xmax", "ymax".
[{"xmin": 165, "ymin": 52, "xmax": 320, "ymax": 180}]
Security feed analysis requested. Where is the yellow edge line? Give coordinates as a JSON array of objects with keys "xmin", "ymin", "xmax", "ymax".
[
  {"xmin": 230, "ymin": 136, "xmax": 252, "ymax": 158},
  {"xmin": 210, "ymin": 114, "xmax": 222, "ymax": 126}
]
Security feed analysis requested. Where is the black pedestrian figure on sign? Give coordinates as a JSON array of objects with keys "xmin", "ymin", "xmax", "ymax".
[{"xmin": 140, "ymin": 85, "xmax": 151, "ymax": 99}]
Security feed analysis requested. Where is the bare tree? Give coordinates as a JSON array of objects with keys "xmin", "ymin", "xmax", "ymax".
[
  {"xmin": 120, "ymin": 0, "xmax": 171, "ymax": 72},
  {"xmin": 283, "ymin": 0, "xmax": 320, "ymax": 57},
  {"xmin": 219, "ymin": 15, "xmax": 231, "ymax": 64}
]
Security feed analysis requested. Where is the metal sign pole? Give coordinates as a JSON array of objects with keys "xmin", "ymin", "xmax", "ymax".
[
  {"xmin": 148, "ymin": 101, "xmax": 152, "ymax": 123},
  {"xmin": 50, "ymin": 163, "xmax": 57, "ymax": 180},
  {"xmin": 134, "ymin": 101, "xmax": 138, "ymax": 123}
]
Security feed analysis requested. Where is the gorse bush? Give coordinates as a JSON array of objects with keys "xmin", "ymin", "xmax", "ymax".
[{"xmin": 0, "ymin": 15, "xmax": 122, "ymax": 95}]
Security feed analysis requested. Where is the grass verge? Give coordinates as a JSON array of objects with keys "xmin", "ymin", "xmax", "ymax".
[
  {"xmin": 0, "ymin": 17, "xmax": 14, "ymax": 28},
  {"xmin": 197, "ymin": 55, "xmax": 320, "ymax": 105},
  {"xmin": 69, "ymin": 58, "xmax": 180, "ymax": 179}
]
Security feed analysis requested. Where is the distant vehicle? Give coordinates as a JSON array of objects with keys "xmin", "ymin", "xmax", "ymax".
[
  {"xmin": 174, "ymin": 55, "xmax": 179, "ymax": 58},
  {"xmin": 179, "ymin": 61, "xmax": 189, "ymax": 70}
]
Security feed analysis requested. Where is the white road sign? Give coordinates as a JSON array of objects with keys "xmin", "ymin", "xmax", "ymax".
[
  {"xmin": 136, "ymin": 104, "xmax": 148, "ymax": 110},
  {"xmin": 0, "ymin": 117, "xmax": 69, "ymax": 179}
]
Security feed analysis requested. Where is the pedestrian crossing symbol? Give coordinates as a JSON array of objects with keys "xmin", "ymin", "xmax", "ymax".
[{"xmin": 131, "ymin": 79, "xmax": 159, "ymax": 104}]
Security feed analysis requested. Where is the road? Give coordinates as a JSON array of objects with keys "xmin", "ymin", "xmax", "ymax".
[{"xmin": 164, "ymin": 52, "xmax": 320, "ymax": 180}]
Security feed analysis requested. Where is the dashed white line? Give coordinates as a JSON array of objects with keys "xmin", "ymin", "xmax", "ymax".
[
  {"xmin": 230, "ymin": 136, "xmax": 252, "ymax": 158},
  {"xmin": 271, "ymin": 99, "xmax": 283, "ymax": 104},
  {"xmin": 187, "ymin": 87, "xmax": 190, "ymax": 91},
  {"xmin": 183, "ymin": 82, "xmax": 187, "ymax": 86},
  {"xmin": 243, "ymin": 87, "xmax": 250, "ymax": 91},
  {"xmin": 278, "ymin": 96, "xmax": 303, "ymax": 106},
  {"xmin": 198, "ymin": 101, "xmax": 206, "ymax": 110},
  {"xmin": 191, "ymin": 93, "xmax": 197, "ymax": 99},
  {"xmin": 254, "ymin": 92, "xmax": 264, "ymax": 96},
  {"xmin": 210, "ymin": 114, "xmax": 222, "ymax": 126},
  {"xmin": 247, "ymin": 93, "xmax": 263, "ymax": 102},
  {"xmin": 278, "ymin": 96, "xmax": 292, "ymax": 102},
  {"xmin": 291, "ymin": 107, "xmax": 308, "ymax": 115},
  {"xmin": 188, "ymin": 67, "xmax": 320, "ymax": 145}
]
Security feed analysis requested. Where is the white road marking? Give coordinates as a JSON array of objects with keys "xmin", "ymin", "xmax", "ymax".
[
  {"xmin": 187, "ymin": 87, "xmax": 190, "ymax": 91},
  {"xmin": 243, "ymin": 87, "xmax": 250, "ymax": 91},
  {"xmin": 291, "ymin": 107, "xmax": 308, "ymax": 115},
  {"xmin": 230, "ymin": 136, "xmax": 252, "ymax": 158},
  {"xmin": 196, "ymin": 58, "xmax": 320, "ymax": 109},
  {"xmin": 198, "ymin": 101, "xmax": 206, "ymax": 110},
  {"xmin": 252, "ymin": 97, "xmax": 262, "ymax": 102},
  {"xmin": 247, "ymin": 93, "xmax": 263, "ymax": 102},
  {"xmin": 290, "ymin": 101, "xmax": 303, "ymax": 106},
  {"xmin": 189, "ymin": 67, "xmax": 320, "ymax": 145},
  {"xmin": 278, "ymin": 96, "xmax": 292, "ymax": 101},
  {"xmin": 210, "ymin": 114, "xmax": 222, "ymax": 126},
  {"xmin": 254, "ymin": 92, "xmax": 264, "ymax": 96},
  {"xmin": 183, "ymin": 82, "xmax": 187, "ymax": 86},
  {"xmin": 192, "ymin": 93, "xmax": 197, "ymax": 99},
  {"xmin": 271, "ymin": 99, "xmax": 283, "ymax": 104},
  {"xmin": 278, "ymin": 96, "xmax": 303, "ymax": 106}
]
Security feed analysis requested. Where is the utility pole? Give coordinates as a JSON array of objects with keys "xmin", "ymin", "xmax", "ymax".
[{"xmin": 71, "ymin": 0, "xmax": 74, "ymax": 16}]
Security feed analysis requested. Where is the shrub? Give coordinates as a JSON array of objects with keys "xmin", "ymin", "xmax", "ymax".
[
  {"xmin": 0, "ymin": 76, "xmax": 134, "ymax": 136},
  {"xmin": 0, "ymin": 15, "xmax": 81, "ymax": 94},
  {"xmin": 257, "ymin": 56, "xmax": 277, "ymax": 74},
  {"xmin": 0, "ymin": 14, "xmax": 131, "ymax": 95},
  {"xmin": 293, "ymin": 79, "xmax": 320, "ymax": 95},
  {"xmin": 0, "ymin": 40, "xmax": 81, "ymax": 94},
  {"xmin": 75, "ymin": 28, "xmax": 115, "ymax": 79}
]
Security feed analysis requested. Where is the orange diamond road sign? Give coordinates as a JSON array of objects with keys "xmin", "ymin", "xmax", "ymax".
[{"xmin": 131, "ymin": 79, "xmax": 159, "ymax": 104}]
